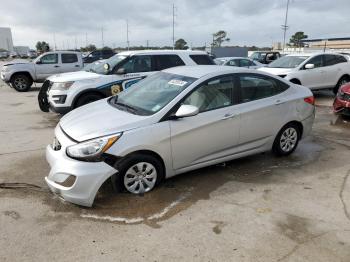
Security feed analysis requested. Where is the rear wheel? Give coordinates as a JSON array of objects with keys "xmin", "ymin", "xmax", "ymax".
[
  {"xmin": 272, "ymin": 123, "xmax": 301, "ymax": 156},
  {"xmin": 75, "ymin": 93, "xmax": 104, "ymax": 108},
  {"xmin": 333, "ymin": 76, "xmax": 350, "ymax": 94},
  {"xmin": 11, "ymin": 74, "xmax": 32, "ymax": 92}
]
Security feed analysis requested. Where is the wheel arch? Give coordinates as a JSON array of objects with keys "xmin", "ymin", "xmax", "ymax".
[
  {"xmin": 72, "ymin": 89, "xmax": 107, "ymax": 109},
  {"xmin": 10, "ymin": 71, "xmax": 34, "ymax": 83},
  {"xmin": 289, "ymin": 78, "xmax": 301, "ymax": 85}
]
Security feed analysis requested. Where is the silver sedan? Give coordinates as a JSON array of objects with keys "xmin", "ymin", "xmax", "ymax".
[{"xmin": 45, "ymin": 65, "xmax": 315, "ymax": 206}]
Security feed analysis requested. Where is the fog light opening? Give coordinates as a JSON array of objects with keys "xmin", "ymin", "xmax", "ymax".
[{"xmin": 55, "ymin": 175, "xmax": 76, "ymax": 187}]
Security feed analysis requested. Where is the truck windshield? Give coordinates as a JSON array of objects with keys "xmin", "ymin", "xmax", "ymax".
[
  {"xmin": 110, "ymin": 72, "xmax": 197, "ymax": 115},
  {"xmin": 268, "ymin": 56, "xmax": 308, "ymax": 68},
  {"xmin": 85, "ymin": 55, "xmax": 127, "ymax": 74}
]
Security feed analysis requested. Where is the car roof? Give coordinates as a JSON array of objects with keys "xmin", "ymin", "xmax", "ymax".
[
  {"xmin": 216, "ymin": 57, "xmax": 251, "ymax": 60},
  {"xmin": 163, "ymin": 65, "xmax": 251, "ymax": 78},
  {"xmin": 285, "ymin": 52, "xmax": 345, "ymax": 57},
  {"xmin": 117, "ymin": 49, "xmax": 208, "ymax": 56}
]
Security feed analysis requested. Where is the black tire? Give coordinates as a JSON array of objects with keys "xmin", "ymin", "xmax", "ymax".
[
  {"xmin": 114, "ymin": 154, "xmax": 164, "ymax": 194},
  {"xmin": 272, "ymin": 123, "xmax": 301, "ymax": 156},
  {"xmin": 11, "ymin": 74, "xmax": 32, "ymax": 92},
  {"xmin": 333, "ymin": 76, "xmax": 350, "ymax": 94},
  {"xmin": 75, "ymin": 93, "xmax": 104, "ymax": 108}
]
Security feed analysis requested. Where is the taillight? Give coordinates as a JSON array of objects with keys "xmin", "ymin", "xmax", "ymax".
[{"xmin": 304, "ymin": 96, "xmax": 315, "ymax": 105}]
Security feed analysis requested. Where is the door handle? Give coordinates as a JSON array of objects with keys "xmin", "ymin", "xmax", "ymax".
[
  {"xmin": 75, "ymin": 65, "xmax": 80, "ymax": 67},
  {"xmin": 275, "ymin": 99, "xmax": 285, "ymax": 105},
  {"xmin": 221, "ymin": 113, "xmax": 237, "ymax": 120},
  {"xmin": 54, "ymin": 65, "xmax": 60, "ymax": 68}
]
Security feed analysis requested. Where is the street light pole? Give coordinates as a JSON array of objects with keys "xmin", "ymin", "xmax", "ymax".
[{"xmin": 281, "ymin": 0, "xmax": 290, "ymax": 53}]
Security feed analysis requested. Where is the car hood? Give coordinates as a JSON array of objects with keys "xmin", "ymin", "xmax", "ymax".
[
  {"xmin": 258, "ymin": 67, "xmax": 294, "ymax": 75},
  {"xmin": 59, "ymin": 99, "xmax": 151, "ymax": 141},
  {"xmin": 48, "ymin": 71, "xmax": 101, "ymax": 82}
]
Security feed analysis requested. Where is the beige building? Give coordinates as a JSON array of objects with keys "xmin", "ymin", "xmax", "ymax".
[{"xmin": 303, "ymin": 38, "xmax": 350, "ymax": 49}]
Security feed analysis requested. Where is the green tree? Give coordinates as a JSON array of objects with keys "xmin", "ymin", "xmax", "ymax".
[
  {"xmin": 174, "ymin": 38, "xmax": 188, "ymax": 50},
  {"xmin": 102, "ymin": 46, "xmax": 112, "ymax": 50},
  {"xmin": 36, "ymin": 41, "xmax": 50, "ymax": 53},
  {"xmin": 212, "ymin": 31, "xmax": 230, "ymax": 47},
  {"xmin": 290, "ymin": 32, "xmax": 308, "ymax": 47}
]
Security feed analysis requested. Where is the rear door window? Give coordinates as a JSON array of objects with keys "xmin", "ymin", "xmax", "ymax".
[
  {"xmin": 154, "ymin": 55, "xmax": 185, "ymax": 70},
  {"xmin": 324, "ymin": 55, "xmax": 338, "ymax": 66},
  {"xmin": 189, "ymin": 55, "xmax": 215, "ymax": 65},
  {"xmin": 61, "ymin": 53, "xmax": 78, "ymax": 63},
  {"xmin": 238, "ymin": 74, "xmax": 289, "ymax": 103}
]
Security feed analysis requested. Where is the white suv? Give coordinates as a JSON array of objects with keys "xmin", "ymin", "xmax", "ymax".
[
  {"xmin": 38, "ymin": 50, "xmax": 215, "ymax": 114},
  {"xmin": 259, "ymin": 53, "xmax": 350, "ymax": 94}
]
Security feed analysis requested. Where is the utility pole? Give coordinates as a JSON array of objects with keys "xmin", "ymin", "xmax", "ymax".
[
  {"xmin": 53, "ymin": 33, "xmax": 57, "ymax": 51},
  {"xmin": 146, "ymin": 40, "xmax": 149, "ymax": 49},
  {"xmin": 281, "ymin": 0, "xmax": 290, "ymax": 53},
  {"xmin": 85, "ymin": 32, "xmax": 88, "ymax": 47},
  {"xmin": 101, "ymin": 27, "xmax": 104, "ymax": 48},
  {"xmin": 126, "ymin": 20, "xmax": 130, "ymax": 50},
  {"xmin": 74, "ymin": 35, "xmax": 77, "ymax": 50},
  {"xmin": 172, "ymin": 4, "xmax": 176, "ymax": 49}
]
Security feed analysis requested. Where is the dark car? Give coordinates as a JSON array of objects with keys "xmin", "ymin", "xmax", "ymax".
[
  {"xmin": 334, "ymin": 83, "xmax": 350, "ymax": 116},
  {"xmin": 83, "ymin": 49, "xmax": 115, "ymax": 64},
  {"xmin": 250, "ymin": 51, "xmax": 281, "ymax": 64}
]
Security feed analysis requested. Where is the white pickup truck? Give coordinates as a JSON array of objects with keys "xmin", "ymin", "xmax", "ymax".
[
  {"xmin": 259, "ymin": 52, "xmax": 350, "ymax": 94},
  {"xmin": 0, "ymin": 51, "xmax": 83, "ymax": 92}
]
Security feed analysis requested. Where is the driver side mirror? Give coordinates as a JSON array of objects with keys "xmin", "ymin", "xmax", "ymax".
[
  {"xmin": 116, "ymin": 68, "xmax": 126, "ymax": 75},
  {"xmin": 36, "ymin": 60, "xmax": 42, "ymax": 64},
  {"xmin": 175, "ymin": 105, "xmax": 199, "ymax": 118},
  {"xmin": 305, "ymin": 63, "xmax": 315, "ymax": 70}
]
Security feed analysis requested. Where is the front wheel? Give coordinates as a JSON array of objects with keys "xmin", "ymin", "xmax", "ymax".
[
  {"xmin": 272, "ymin": 123, "xmax": 301, "ymax": 156},
  {"xmin": 115, "ymin": 154, "xmax": 163, "ymax": 194},
  {"xmin": 11, "ymin": 74, "xmax": 32, "ymax": 92},
  {"xmin": 75, "ymin": 93, "xmax": 104, "ymax": 108}
]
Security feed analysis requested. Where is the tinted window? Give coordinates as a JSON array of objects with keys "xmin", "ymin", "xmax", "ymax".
[
  {"xmin": 62, "ymin": 53, "xmax": 78, "ymax": 63},
  {"xmin": 90, "ymin": 51, "xmax": 100, "ymax": 57},
  {"xmin": 239, "ymin": 59, "xmax": 254, "ymax": 67},
  {"xmin": 154, "ymin": 55, "xmax": 185, "ymax": 70},
  {"xmin": 306, "ymin": 55, "xmax": 323, "ymax": 68},
  {"xmin": 335, "ymin": 55, "xmax": 347, "ymax": 64},
  {"xmin": 189, "ymin": 55, "xmax": 215, "ymax": 65},
  {"xmin": 102, "ymin": 49, "xmax": 113, "ymax": 55},
  {"xmin": 120, "ymin": 55, "xmax": 152, "ymax": 73},
  {"xmin": 239, "ymin": 74, "xmax": 289, "ymax": 103},
  {"xmin": 40, "ymin": 54, "xmax": 58, "ymax": 64},
  {"xmin": 324, "ymin": 55, "xmax": 338, "ymax": 66},
  {"xmin": 183, "ymin": 75, "xmax": 234, "ymax": 112}
]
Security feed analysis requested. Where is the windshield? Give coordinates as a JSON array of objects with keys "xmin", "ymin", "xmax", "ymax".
[
  {"xmin": 268, "ymin": 56, "xmax": 308, "ymax": 68},
  {"xmin": 85, "ymin": 55, "xmax": 126, "ymax": 74},
  {"xmin": 111, "ymin": 72, "xmax": 197, "ymax": 115}
]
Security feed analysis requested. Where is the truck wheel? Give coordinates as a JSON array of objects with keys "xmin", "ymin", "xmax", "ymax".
[
  {"xmin": 11, "ymin": 74, "xmax": 32, "ymax": 92},
  {"xmin": 75, "ymin": 93, "xmax": 104, "ymax": 108},
  {"xmin": 333, "ymin": 76, "xmax": 350, "ymax": 94}
]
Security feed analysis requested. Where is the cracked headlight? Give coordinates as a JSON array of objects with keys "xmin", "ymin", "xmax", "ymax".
[
  {"xmin": 66, "ymin": 133, "xmax": 122, "ymax": 161},
  {"xmin": 51, "ymin": 81, "xmax": 75, "ymax": 91}
]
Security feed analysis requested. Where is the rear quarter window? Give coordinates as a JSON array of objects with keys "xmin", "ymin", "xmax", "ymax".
[
  {"xmin": 154, "ymin": 55, "xmax": 185, "ymax": 70},
  {"xmin": 189, "ymin": 55, "xmax": 215, "ymax": 65}
]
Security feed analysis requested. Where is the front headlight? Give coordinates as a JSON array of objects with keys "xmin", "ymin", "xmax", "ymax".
[
  {"xmin": 66, "ymin": 133, "xmax": 122, "ymax": 161},
  {"xmin": 1, "ymin": 66, "xmax": 10, "ymax": 72},
  {"xmin": 51, "ymin": 81, "xmax": 75, "ymax": 91}
]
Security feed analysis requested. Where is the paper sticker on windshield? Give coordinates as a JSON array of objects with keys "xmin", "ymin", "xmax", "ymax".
[{"xmin": 168, "ymin": 79, "xmax": 187, "ymax": 87}]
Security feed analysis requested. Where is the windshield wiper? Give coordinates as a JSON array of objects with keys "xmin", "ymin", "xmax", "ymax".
[{"xmin": 115, "ymin": 101, "xmax": 138, "ymax": 114}]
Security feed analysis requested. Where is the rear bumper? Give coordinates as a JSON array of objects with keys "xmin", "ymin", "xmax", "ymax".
[{"xmin": 301, "ymin": 112, "xmax": 315, "ymax": 139}]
